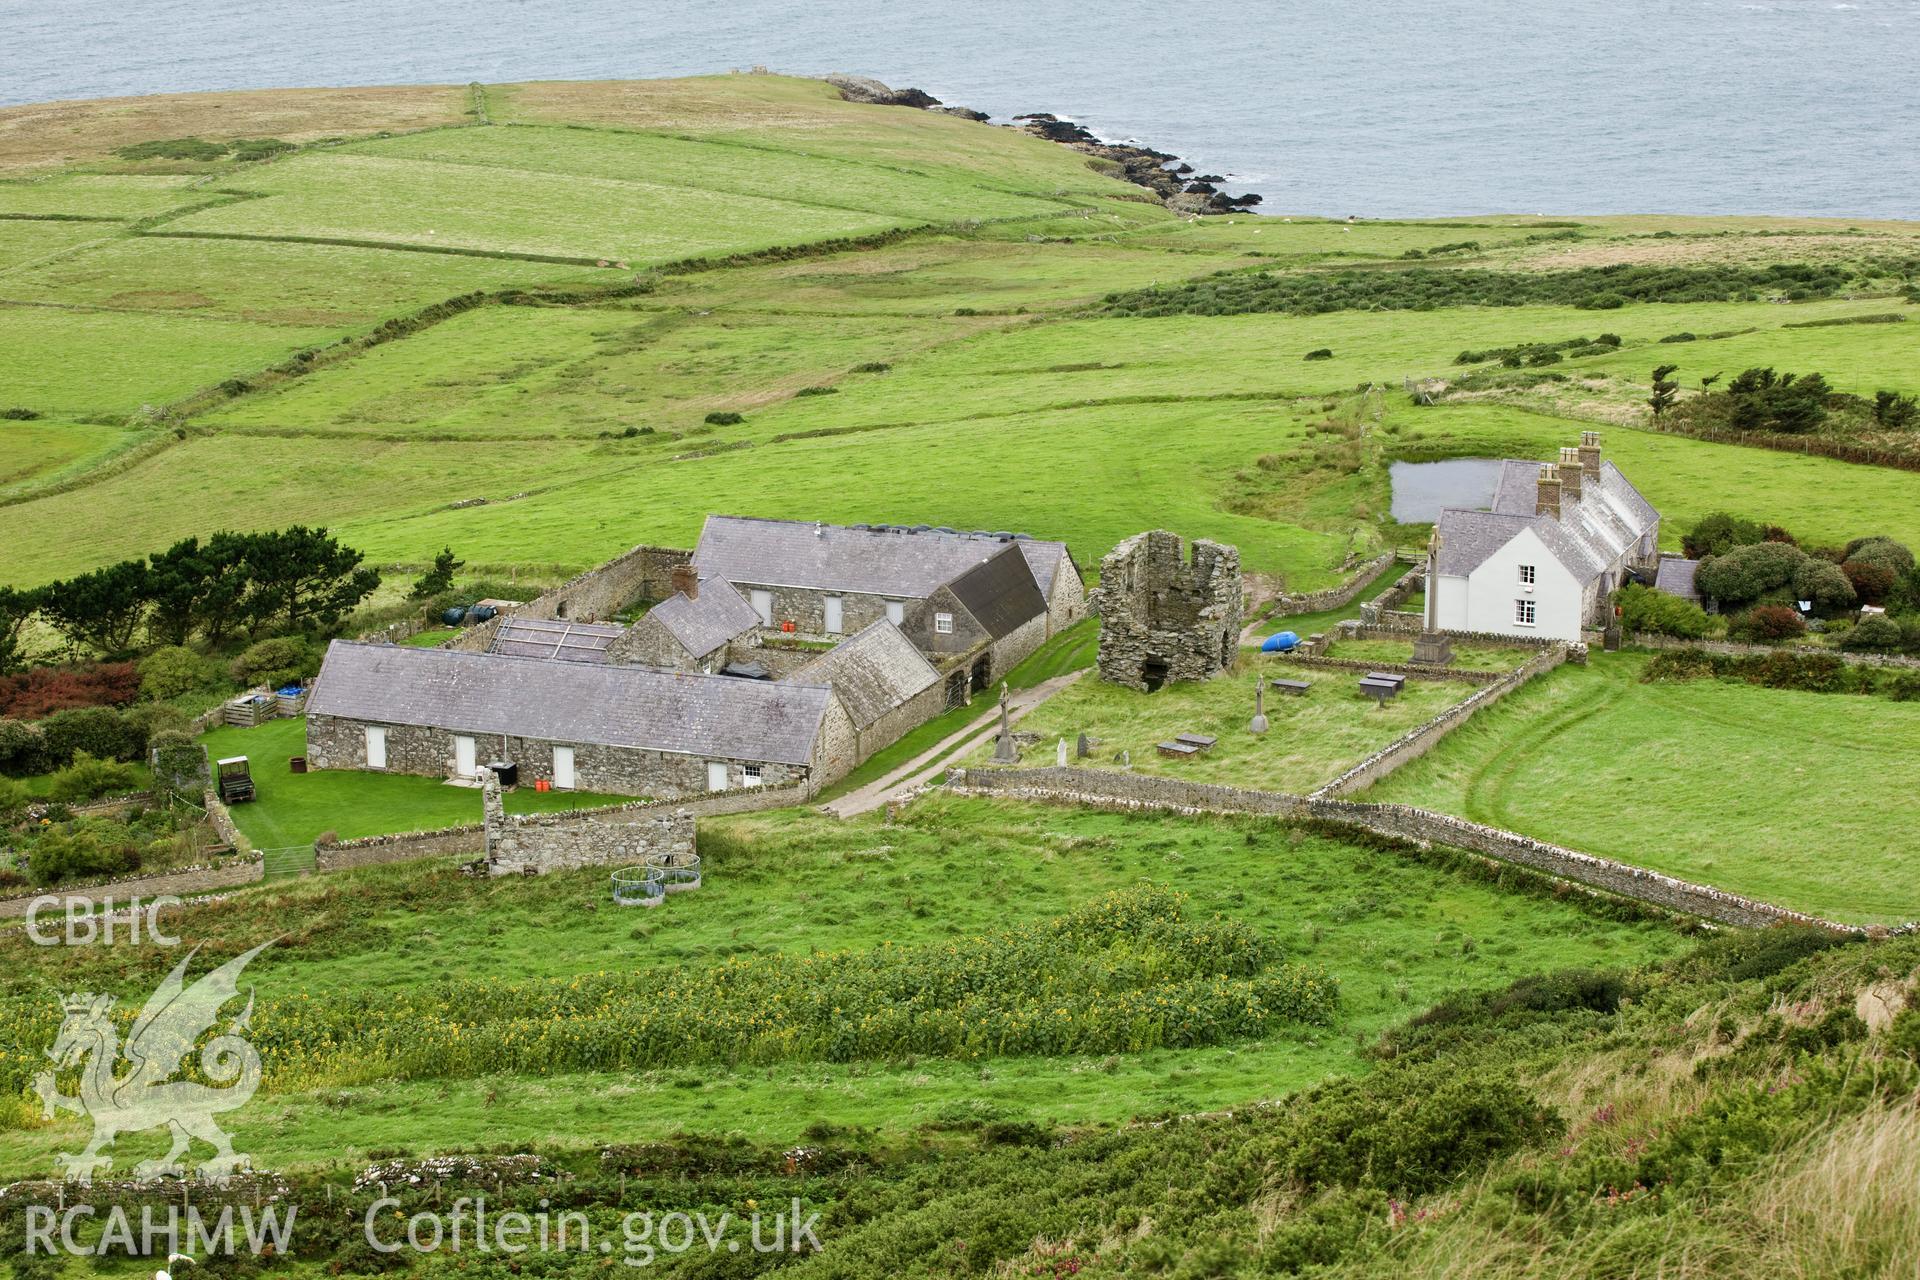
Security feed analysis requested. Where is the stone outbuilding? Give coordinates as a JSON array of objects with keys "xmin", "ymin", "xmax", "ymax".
[
  {"xmin": 606, "ymin": 568, "xmax": 760, "ymax": 673},
  {"xmin": 1090, "ymin": 530, "xmax": 1243, "ymax": 691},
  {"xmin": 305, "ymin": 640, "xmax": 856, "ymax": 798},
  {"xmin": 791, "ymin": 619, "xmax": 944, "ymax": 763},
  {"xmin": 690, "ymin": 515, "xmax": 1085, "ymax": 652}
]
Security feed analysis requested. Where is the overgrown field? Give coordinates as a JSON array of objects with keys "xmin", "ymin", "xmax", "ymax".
[
  {"xmin": 1365, "ymin": 651, "xmax": 1920, "ymax": 924},
  {"xmin": 0, "ymin": 796, "xmax": 1686, "ymax": 1176}
]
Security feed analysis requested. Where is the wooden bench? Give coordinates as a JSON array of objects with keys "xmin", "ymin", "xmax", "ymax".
[
  {"xmin": 1270, "ymin": 678, "xmax": 1312, "ymax": 696},
  {"xmin": 1156, "ymin": 740, "xmax": 1201, "ymax": 759},
  {"xmin": 1174, "ymin": 733, "xmax": 1218, "ymax": 751},
  {"xmin": 1365, "ymin": 671, "xmax": 1407, "ymax": 688}
]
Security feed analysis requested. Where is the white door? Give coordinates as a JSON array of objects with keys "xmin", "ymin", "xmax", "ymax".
[
  {"xmin": 824, "ymin": 596, "xmax": 843, "ymax": 635},
  {"xmin": 364, "ymin": 726, "xmax": 387, "ymax": 769},
  {"xmin": 750, "ymin": 589, "xmax": 773, "ymax": 626},
  {"xmin": 552, "ymin": 745, "xmax": 576, "ymax": 791},
  {"xmin": 454, "ymin": 735, "xmax": 477, "ymax": 778},
  {"xmin": 706, "ymin": 761, "xmax": 730, "ymax": 792},
  {"xmin": 885, "ymin": 600, "xmax": 904, "ymax": 626}
]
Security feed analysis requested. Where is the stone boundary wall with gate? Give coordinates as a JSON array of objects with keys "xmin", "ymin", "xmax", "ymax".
[
  {"xmin": 1264, "ymin": 552, "xmax": 1396, "ymax": 620},
  {"xmin": 944, "ymin": 765, "xmax": 1864, "ymax": 931},
  {"xmin": 1311, "ymin": 645, "xmax": 1568, "ymax": 796}
]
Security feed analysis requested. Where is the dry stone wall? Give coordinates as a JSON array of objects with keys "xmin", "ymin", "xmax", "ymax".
[
  {"xmin": 0, "ymin": 858, "xmax": 264, "ymax": 919},
  {"xmin": 1267, "ymin": 552, "xmax": 1396, "ymax": 619},
  {"xmin": 946, "ymin": 765, "xmax": 1856, "ymax": 931},
  {"xmin": 483, "ymin": 771, "xmax": 695, "ymax": 876},
  {"xmin": 1311, "ymin": 645, "xmax": 1568, "ymax": 796}
]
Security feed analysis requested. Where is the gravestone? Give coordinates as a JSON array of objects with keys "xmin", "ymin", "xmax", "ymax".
[{"xmin": 1249, "ymin": 679, "xmax": 1269, "ymax": 735}]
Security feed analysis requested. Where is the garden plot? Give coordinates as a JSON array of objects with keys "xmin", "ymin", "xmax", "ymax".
[{"xmin": 981, "ymin": 663, "xmax": 1471, "ymax": 793}]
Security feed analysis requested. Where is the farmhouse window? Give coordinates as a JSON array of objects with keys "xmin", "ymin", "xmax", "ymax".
[
  {"xmin": 1515, "ymin": 599, "xmax": 1537, "ymax": 626},
  {"xmin": 1518, "ymin": 564, "xmax": 1536, "ymax": 587},
  {"xmin": 743, "ymin": 764, "xmax": 763, "ymax": 786},
  {"xmin": 934, "ymin": 611, "xmax": 954, "ymax": 634}
]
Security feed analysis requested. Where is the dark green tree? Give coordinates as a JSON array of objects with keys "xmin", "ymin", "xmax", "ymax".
[
  {"xmin": 144, "ymin": 535, "xmax": 250, "ymax": 647},
  {"xmin": 1873, "ymin": 390, "xmax": 1918, "ymax": 430},
  {"xmin": 39, "ymin": 560, "xmax": 150, "ymax": 656},
  {"xmin": 409, "ymin": 546, "xmax": 464, "ymax": 600},
  {"xmin": 241, "ymin": 526, "xmax": 380, "ymax": 633},
  {"xmin": 1648, "ymin": 364, "xmax": 1680, "ymax": 419},
  {"xmin": 0, "ymin": 586, "xmax": 38, "ymax": 674}
]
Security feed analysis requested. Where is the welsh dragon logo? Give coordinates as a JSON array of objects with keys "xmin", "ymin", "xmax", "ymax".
[{"xmin": 33, "ymin": 941, "xmax": 271, "ymax": 1184}]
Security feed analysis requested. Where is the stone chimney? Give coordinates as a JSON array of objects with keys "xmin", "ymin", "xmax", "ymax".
[
  {"xmin": 1535, "ymin": 465, "xmax": 1562, "ymax": 518},
  {"xmin": 670, "ymin": 564, "xmax": 699, "ymax": 601},
  {"xmin": 1558, "ymin": 446, "xmax": 1583, "ymax": 501},
  {"xmin": 1578, "ymin": 431, "xmax": 1602, "ymax": 482}
]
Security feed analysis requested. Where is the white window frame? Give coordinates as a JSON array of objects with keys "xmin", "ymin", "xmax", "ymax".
[
  {"xmin": 934, "ymin": 611, "xmax": 954, "ymax": 635},
  {"xmin": 1518, "ymin": 564, "xmax": 1536, "ymax": 588},
  {"xmin": 1515, "ymin": 599, "xmax": 1537, "ymax": 627},
  {"xmin": 742, "ymin": 763, "xmax": 764, "ymax": 786}
]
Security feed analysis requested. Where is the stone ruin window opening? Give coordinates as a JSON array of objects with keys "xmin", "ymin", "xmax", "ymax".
[{"xmin": 1140, "ymin": 659, "xmax": 1170, "ymax": 692}]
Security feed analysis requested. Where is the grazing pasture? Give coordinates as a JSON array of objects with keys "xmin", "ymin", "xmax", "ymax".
[{"xmin": 1365, "ymin": 652, "xmax": 1920, "ymax": 924}]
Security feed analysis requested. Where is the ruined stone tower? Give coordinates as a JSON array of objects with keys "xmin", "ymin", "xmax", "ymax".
[{"xmin": 1090, "ymin": 531, "xmax": 1243, "ymax": 691}]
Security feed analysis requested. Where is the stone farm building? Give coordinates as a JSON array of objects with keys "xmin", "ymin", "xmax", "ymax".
[
  {"xmin": 1430, "ymin": 432, "xmax": 1659, "ymax": 642},
  {"xmin": 306, "ymin": 643, "xmax": 851, "ymax": 795},
  {"xmin": 305, "ymin": 515, "xmax": 1083, "ymax": 800}
]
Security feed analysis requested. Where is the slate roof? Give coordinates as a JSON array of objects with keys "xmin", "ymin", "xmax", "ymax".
[
  {"xmin": 947, "ymin": 544, "xmax": 1050, "ymax": 640},
  {"xmin": 1017, "ymin": 540, "xmax": 1073, "ymax": 597},
  {"xmin": 1654, "ymin": 557, "xmax": 1702, "ymax": 602},
  {"xmin": 1435, "ymin": 510, "xmax": 1600, "ymax": 581},
  {"xmin": 1446, "ymin": 452, "xmax": 1658, "ymax": 588},
  {"xmin": 490, "ymin": 617, "xmax": 624, "ymax": 664},
  {"xmin": 790, "ymin": 621, "xmax": 939, "ymax": 730},
  {"xmin": 692, "ymin": 515, "xmax": 1067, "ymax": 601},
  {"xmin": 646, "ymin": 577, "xmax": 759, "ymax": 658},
  {"xmin": 308, "ymin": 641, "xmax": 833, "ymax": 765}
]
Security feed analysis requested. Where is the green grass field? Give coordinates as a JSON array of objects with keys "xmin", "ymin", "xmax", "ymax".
[
  {"xmin": 199, "ymin": 718, "xmax": 635, "ymax": 847},
  {"xmin": 1365, "ymin": 652, "xmax": 1920, "ymax": 924}
]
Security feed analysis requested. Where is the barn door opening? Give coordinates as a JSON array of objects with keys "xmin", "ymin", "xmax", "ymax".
[
  {"xmin": 1140, "ymin": 660, "xmax": 1169, "ymax": 693},
  {"xmin": 707, "ymin": 761, "xmax": 730, "ymax": 792},
  {"xmin": 454, "ymin": 735, "xmax": 477, "ymax": 778},
  {"xmin": 970, "ymin": 655, "xmax": 992, "ymax": 694},
  {"xmin": 552, "ymin": 745, "xmax": 576, "ymax": 791},
  {"xmin": 944, "ymin": 671, "xmax": 968, "ymax": 711},
  {"xmin": 365, "ymin": 726, "xmax": 387, "ymax": 769}
]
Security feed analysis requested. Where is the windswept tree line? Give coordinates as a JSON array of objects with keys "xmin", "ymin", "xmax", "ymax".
[{"xmin": 0, "ymin": 526, "xmax": 379, "ymax": 672}]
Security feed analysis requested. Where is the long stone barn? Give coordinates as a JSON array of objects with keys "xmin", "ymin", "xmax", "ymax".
[{"xmin": 304, "ymin": 640, "xmax": 857, "ymax": 798}]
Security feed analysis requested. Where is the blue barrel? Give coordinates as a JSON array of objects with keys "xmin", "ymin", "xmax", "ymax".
[
  {"xmin": 1261, "ymin": 630, "xmax": 1300, "ymax": 653},
  {"xmin": 442, "ymin": 605, "xmax": 469, "ymax": 626}
]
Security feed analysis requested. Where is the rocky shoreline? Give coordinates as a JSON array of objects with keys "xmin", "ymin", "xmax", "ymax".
[{"xmin": 826, "ymin": 75, "xmax": 1261, "ymax": 216}]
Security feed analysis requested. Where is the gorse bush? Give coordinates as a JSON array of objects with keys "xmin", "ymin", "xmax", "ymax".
[
  {"xmin": 159, "ymin": 886, "xmax": 1338, "ymax": 1090},
  {"xmin": 1095, "ymin": 260, "xmax": 1911, "ymax": 318}
]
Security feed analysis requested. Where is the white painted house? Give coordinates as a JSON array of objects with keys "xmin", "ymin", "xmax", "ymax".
[{"xmin": 1429, "ymin": 432, "xmax": 1659, "ymax": 642}]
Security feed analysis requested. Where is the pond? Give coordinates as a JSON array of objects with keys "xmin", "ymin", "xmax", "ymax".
[{"xmin": 1389, "ymin": 458, "xmax": 1506, "ymax": 523}]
